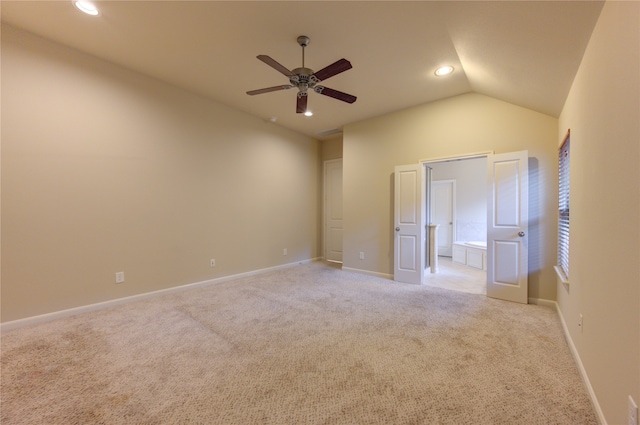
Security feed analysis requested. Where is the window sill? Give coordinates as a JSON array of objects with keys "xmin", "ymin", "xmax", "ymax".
[{"xmin": 554, "ymin": 266, "xmax": 569, "ymax": 285}]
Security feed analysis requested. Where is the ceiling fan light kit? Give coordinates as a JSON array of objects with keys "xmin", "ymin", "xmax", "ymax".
[{"xmin": 247, "ymin": 35, "xmax": 357, "ymax": 114}]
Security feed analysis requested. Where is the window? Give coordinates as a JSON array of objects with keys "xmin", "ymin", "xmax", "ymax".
[{"xmin": 556, "ymin": 130, "xmax": 570, "ymax": 283}]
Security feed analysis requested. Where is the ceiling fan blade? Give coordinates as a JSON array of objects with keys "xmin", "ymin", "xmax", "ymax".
[
  {"xmin": 257, "ymin": 55, "xmax": 295, "ymax": 77},
  {"xmin": 313, "ymin": 86, "xmax": 357, "ymax": 104},
  {"xmin": 312, "ymin": 59, "xmax": 352, "ymax": 82},
  {"xmin": 246, "ymin": 85, "xmax": 294, "ymax": 95},
  {"xmin": 296, "ymin": 93, "xmax": 308, "ymax": 114}
]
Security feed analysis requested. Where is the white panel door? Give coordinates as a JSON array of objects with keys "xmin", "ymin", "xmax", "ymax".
[
  {"xmin": 431, "ymin": 180, "xmax": 455, "ymax": 257},
  {"xmin": 324, "ymin": 159, "xmax": 343, "ymax": 263},
  {"xmin": 394, "ymin": 164, "xmax": 425, "ymax": 284},
  {"xmin": 487, "ymin": 151, "xmax": 528, "ymax": 303}
]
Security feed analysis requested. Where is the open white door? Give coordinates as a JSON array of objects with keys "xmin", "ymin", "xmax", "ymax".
[
  {"xmin": 394, "ymin": 164, "xmax": 425, "ymax": 284},
  {"xmin": 487, "ymin": 151, "xmax": 528, "ymax": 303}
]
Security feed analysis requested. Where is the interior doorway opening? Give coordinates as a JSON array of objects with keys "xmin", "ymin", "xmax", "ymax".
[
  {"xmin": 395, "ymin": 150, "xmax": 528, "ymax": 302},
  {"xmin": 424, "ymin": 155, "xmax": 488, "ymax": 295}
]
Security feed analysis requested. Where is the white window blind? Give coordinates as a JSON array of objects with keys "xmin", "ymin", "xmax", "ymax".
[{"xmin": 558, "ymin": 132, "xmax": 570, "ymax": 279}]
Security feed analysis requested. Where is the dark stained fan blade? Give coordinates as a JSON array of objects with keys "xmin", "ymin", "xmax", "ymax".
[
  {"xmin": 257, "ymin": 55, "xmax": 295, "ymax": 77},
  {"xmin": 312, "ymin": 58, "xmax": 352, "ymax": 81},
  {"xmin": 247, "ymin": 85, "xmax": 294, "ymax": 95},
  {"xmin": 313, "ymin": 86, "xmax": 357, "ymax": 104},
  {"xmin": 296, "ymin": 93, "xmax": 308, "ymax": 114}
]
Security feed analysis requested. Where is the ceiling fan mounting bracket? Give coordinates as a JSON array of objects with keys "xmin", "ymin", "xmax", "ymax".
[{"xmin": 297, "ymin": 36, "xmax": 310, "ymax": 48}]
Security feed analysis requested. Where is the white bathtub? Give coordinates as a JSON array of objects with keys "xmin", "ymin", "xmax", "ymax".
[{"xmin": 452, "ymin": 241, "xmax": 487, "ymax": 270}]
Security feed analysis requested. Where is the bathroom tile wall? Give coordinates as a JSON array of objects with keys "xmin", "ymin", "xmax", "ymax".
[{"xmin": 457, "ymin": 220, "xmax": 486, "ymax": 242}]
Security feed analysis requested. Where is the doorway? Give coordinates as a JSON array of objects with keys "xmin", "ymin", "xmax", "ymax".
[
  {"xmin": 425, "ymin": 156, "xmax": 488, "ymax": 294},
  {"xmin": 394, "ymin": 152, "xmax": 529, "ymax": 303}
]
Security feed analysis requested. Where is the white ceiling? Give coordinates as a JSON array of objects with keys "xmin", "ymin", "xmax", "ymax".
[{"xmin": 1, "ymin": 1, "xmax": 604, "ymax": 139}]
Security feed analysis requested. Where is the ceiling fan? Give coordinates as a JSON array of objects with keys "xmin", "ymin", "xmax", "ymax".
[{"xmin": 246, "ymin": 36, "xmax": 357, "ymax": 114}]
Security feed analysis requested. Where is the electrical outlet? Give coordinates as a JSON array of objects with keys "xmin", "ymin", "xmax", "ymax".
[
  {"xmin": 578, "ymin": 314, "xmax": 583, "ymax": 332},
  {"xmin": 115, "ymin": 272, "xmax": 125, "ymax": 284},
  {"xmin": 210, "ymin": 259, "xmax": 216, "ymax": 267},
  {"xmin": 283, "ymin": 248, "xmax": 287, "ymax": 256},
  {"xmin": 359, "ymin": 252, "xmax": 364, "ymax": 260},
  {"xmin": 629, "ymin": 396, "xmax": 638, "ymax": 425}
]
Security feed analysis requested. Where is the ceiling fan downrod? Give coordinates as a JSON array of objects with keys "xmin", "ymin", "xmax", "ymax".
[
  {"xmin": 292, "ymin": 36, "xmax": 314, "ymax": 96},
  {"xmin": 297, "ymin": 35, "xmax": 310, "ymax": 68}
]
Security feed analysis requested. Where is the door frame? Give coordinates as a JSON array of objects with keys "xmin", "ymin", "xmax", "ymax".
[
  {"xmin": 421, "ymin": 152, "xmax": 492, "ymax": 259},
  {"xmin": 421, "ymin": 151, "xmax": 491, "ymax": 288},
  {"xmin": 431, "ymin": 179, "xmax": 456, "ymax": 257},
  {"xmin": 323, "ymin": 159, "xmax": 343, "ymax": 263}
]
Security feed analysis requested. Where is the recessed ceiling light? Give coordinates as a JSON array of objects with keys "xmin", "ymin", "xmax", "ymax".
[
  {"xmin": 74, "ymin": 1, "xmax": 100, "ymax": 16},
  {"xmin": 434, "ymin": 66, "xmax": 454, "ymax": 77},
  {"xmin": 304, "ymin": 111, "xmax": 313, "ymax": 117}
]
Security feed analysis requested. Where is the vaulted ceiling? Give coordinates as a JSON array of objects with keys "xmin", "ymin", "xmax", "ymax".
[{"xmin": 1, "ymin": 1, "xmax": 604, "ymax": 139}]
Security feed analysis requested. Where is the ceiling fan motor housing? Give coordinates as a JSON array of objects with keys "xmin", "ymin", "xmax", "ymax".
[{"xmin": 290, "ymin": 67, "xmax": 318, "ymax": 95}]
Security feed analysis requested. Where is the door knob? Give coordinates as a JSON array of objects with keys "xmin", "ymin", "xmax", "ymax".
[
  {"xmin": 518, "ymin": 231, "xmax": 525, "ymax": 237},
  {"xmin": 395, "ymin": 227, "xmax": 400, "ymax": 231}
]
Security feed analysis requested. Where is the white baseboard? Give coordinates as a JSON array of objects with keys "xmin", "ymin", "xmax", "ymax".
[
  {"xmin": 527, "ymin": 297, "xmax": 556, "ymax": 308},
  {"xmin": 1, "ymin": 258, "xmax": 321, "ymax": 332},
  {"xmin": 554, "ymin": 302, "xmax": 607, "ymax": 425},
  {"xmin": 341, "ymin": 266, "xmax": 393, "ymax": 280}
]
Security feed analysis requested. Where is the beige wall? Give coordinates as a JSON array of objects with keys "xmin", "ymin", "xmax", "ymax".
[
  {"xmin": 321, "ymin": 136, "xmax": 343, "ymax": 161},
  {"xmin": 557, "ymin": 2, "xmax": 640, "ymax": 424},
  {"xmin": 1, "ymin": 26, "xmax": 321, "ymax": 322},
  {"xmin": 342, "ymin": 92, "xmax": 559, "ymax": 300}
]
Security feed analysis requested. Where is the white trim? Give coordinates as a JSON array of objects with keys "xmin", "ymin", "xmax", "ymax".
[
  {"xmin": 420, "ymin": 151, "xmax": 494, "ymax": 164},
  {"xmin": 554, "ymin": 265, "xmax": 570, "ymax": 285},
  {"xmin": 342, "ymin": 266, "xmax": 393, "ymax": 280},
  {"xmin": 555, "ymin": 302, "xmax": 607, "ymax": 425},
  {"xmin": 1, "ymin": 258, "xmax": 321, "ymax": 332},
  {"xmin": 527, "ymin": 297, "xmax": 556, "ymax": 308}
]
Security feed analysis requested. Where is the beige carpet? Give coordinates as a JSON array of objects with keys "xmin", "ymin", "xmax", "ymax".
[{"xmin": 1, "ymin": 262, "xmax": 598, "ymax": 424}]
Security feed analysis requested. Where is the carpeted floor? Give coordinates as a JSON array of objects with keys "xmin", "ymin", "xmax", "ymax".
[{"xmin": 1, "ymin": 262, "xmax": 598, "ymax": 424}]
